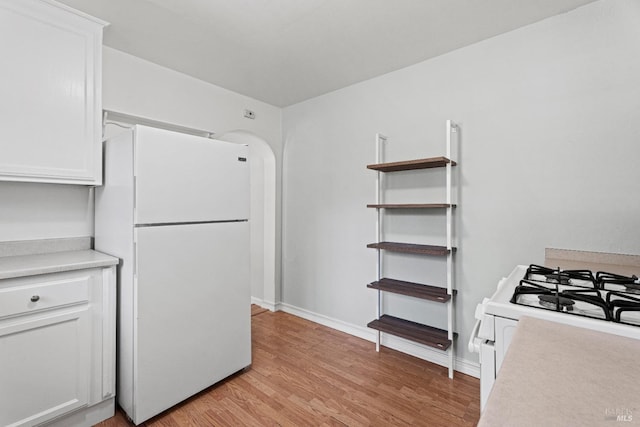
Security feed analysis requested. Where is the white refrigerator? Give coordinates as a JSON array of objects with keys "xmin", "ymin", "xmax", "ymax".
[{"xmin": 95, "ymin": 125, "xmax": 251, "ymax": 425}]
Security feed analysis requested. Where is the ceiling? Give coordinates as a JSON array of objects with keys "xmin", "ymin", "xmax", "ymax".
[{"xmin": 57, "ymin": 0, "xmax": 599, "ymax": 107}]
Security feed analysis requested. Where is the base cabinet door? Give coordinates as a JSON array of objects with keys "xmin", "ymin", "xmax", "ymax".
[{"xmin": 0, "ymin": 307, "xmax": 91, "ymax": 427}]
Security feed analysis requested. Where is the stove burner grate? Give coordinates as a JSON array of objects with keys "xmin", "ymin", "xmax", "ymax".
[
  {"xmin": 508, "ymin": 265, "xmax": 640, "ymax": 326},
  {"xmin": 512, "ymin": 269, "xmax": 612, "ymax": 321},
  {"xmin": 597, "ymin": 271, "xmax": 640, "ymax": 293},
  {"xmin": 606, "ymin": 291, "xmax": 640, "ymax": 325},
  {"xmin": 525, "ymin": 264, "xmax": 597, "ymax": 288}
]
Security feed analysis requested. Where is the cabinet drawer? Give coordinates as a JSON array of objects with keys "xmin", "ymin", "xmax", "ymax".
[{"xmin": 0, "ymin": 275, "xmax": 90, "ymax": 319}]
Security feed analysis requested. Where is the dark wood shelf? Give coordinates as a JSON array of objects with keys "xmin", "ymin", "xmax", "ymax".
[
  {"xmin": 367, "ymin": 278, "xmax": 455, "ymax": 302},
  {"xmin": 367, "ymin": 156, "xmax": 456, "ymax": 172},
  {"xmin": 367, "ymin": 315, "xmax": 455, "ymax": 351},
  {"xmin": 367, "ymin": 203, "xmax": 456, "ymax": 209},
  {"xmin": 367, "ymin": 242, "xmax": 456, "ymax": 256}
]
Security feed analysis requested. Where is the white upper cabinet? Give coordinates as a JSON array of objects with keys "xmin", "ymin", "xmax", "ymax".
[{"xmin": 0, "ymin": 0, "xmax": 107, "ymax": 185}]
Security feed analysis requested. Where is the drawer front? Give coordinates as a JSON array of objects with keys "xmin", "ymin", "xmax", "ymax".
[{"xmin": 0, "ymin": 274, "xmax": 90, "ymax": 318}]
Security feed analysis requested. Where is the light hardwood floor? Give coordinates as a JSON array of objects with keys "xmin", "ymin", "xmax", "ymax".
[{"xmin": 96, "ymin": 309, "xmax": 480, "ymax": 426}]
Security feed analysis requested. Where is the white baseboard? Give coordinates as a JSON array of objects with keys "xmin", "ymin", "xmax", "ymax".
[
  {"xmin": 251, "ymin": 296, "xmax": 277, "ymax": 312},
  {"xmin": 279, "ymin": 302, "xmax": 374, "ymax": 341},
  {"xmin": 277, "ymin": 302, "xmax": 480, "ymax": 379}
]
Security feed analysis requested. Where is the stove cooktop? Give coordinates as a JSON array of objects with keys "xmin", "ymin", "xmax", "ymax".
[{"xmin": 511, "ymin": 265, "xmax": 640, "ymax": 327}]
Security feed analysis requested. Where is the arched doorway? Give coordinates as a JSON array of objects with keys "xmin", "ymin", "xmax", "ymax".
[{"xmin": 217, "ymin": 130, "xmax": 277, "ymax": 310}]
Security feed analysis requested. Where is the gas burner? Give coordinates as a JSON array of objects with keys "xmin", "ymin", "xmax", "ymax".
[
  {"xmin": 624, "ymin": 285, "xmax": 640, "ymax": 295},
  {"xmin": 538, "ymin": 294, "xmax": 575, "ymax": 311},
  {"xmin": 545, "ymin": 273, "xmax": 571, "ymax": 285},
  {"xmin": 624, "ymin": 284, "xmax": 640, "ymax": 295}
]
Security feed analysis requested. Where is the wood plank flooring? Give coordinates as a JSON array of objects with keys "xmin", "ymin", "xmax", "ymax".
[
  {"xmin": 251, "ymin": 304, "xmax": 269, "ymax": 317},
  {"xmin": 96, "ymin": 308, "xmax": 480, "ymax": 426}
]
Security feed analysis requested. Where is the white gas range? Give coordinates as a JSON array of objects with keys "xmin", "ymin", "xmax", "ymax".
[{"xmin": 469, "ymin": 253, "xmax": 640, "ymax": 411}]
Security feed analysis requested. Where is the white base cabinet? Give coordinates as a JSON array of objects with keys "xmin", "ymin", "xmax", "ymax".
[
  {"xmin": 0, "ymin": 307, "xmax": 91, "ymax": 426},
  {"xmin": 0, "ymin": 0, "xmax": 107, "ymax": 185},
  {"xmin": 0, "ymin": 265, "xmax": 116, "ymax": 427}
]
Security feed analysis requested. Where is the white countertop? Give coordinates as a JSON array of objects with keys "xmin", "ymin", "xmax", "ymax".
[
  {"xmin": 479, "ymin": 316, "xmax": 640, "ymax": 427},
  {"xmin": 0, "ymin": 250, "xmax": 119, "ymax": 279}
]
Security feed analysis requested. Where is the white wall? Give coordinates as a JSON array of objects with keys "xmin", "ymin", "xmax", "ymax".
[
  {"xmin": 0, "ymin": 182, "xmax": 93, "ymax": 241},
  {"xmin": 281, "ymin": 0, "xmax": 640, "ymax": 367},
  {"xmin": 103, "ymin": 48, "xmax": 282, "ymax": 149}
]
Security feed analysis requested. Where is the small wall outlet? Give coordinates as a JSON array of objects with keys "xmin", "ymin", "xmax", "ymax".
[{"xmin": 243, "ymin": 109, "xmax": 256, "ymax": 119}]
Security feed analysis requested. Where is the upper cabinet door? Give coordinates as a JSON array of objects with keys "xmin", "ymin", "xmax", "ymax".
[{"xmin": 0, "ymin": 0, "xmax": 107, "ymax": 185}]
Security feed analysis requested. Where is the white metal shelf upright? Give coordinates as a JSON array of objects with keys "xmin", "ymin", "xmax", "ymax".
[
  {"xmin": 445, "ymin": 119, "xmax": 457, "ymax": 379},
  {"xmin": 374, "ymin": 132, "xmax": 387, "ymax": 352}
]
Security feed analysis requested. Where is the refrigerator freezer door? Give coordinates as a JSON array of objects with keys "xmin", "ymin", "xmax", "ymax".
[
  {"xmin": 131, "ymin": 221, "xmax": 250, "ymax": 425},
  {"xmin": 134, "ymin": 125, "xmax": 249, "ymax": 225}
]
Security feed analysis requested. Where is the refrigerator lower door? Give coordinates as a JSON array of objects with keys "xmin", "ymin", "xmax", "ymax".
[{"xmin": 130, "ymin": 221, "xmax": 250, "ymax": 425}]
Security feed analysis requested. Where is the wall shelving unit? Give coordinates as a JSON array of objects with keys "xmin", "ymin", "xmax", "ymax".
[{"xmin": 366, "ymin": 120, "xmax": 458, "ymax": 378}]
